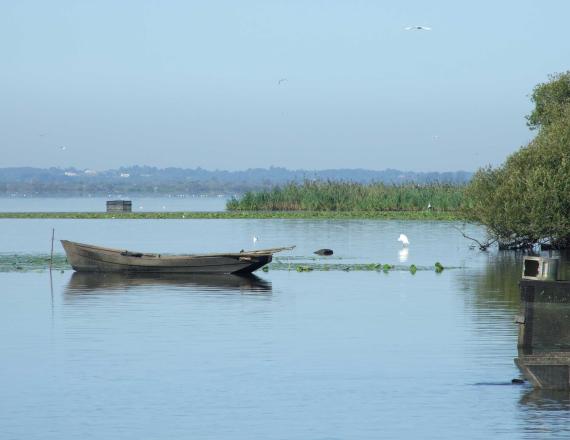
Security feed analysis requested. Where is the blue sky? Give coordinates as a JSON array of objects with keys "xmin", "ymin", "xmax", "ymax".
[{"xmin": 1, "ymin": 0, "xmax": 569, "ymax": 171}]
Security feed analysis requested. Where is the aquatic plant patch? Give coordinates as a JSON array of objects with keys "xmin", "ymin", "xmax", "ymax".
[{"xmin": 0, "ymin": 253, "xmax": 456, "ymax": 273}]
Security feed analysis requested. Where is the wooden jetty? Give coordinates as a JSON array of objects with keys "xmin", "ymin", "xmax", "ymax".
[{"xmin": 515, "ymin": 257, "xmax": 570, "ymax": 389}]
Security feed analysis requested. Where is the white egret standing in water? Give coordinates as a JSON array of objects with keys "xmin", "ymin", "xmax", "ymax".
[
  {"xmin": 398, "ymin": 234, "xmax": 410, "ymax": 262},
  {"xmin": 398, "ymin": 234, "xmax": 410, "ymax": 247}
]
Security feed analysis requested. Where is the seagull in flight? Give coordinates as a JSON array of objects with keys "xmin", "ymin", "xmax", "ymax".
[
  {"xmin": 405, "ymin": 25, "xmax": 432, "ymax": 31},
  {"xmin": 278, "ymin": 78, "xmax": 287, "ymax": 85},
  {"xmin": 59, "ymin": 146, "xmax": 67, "ymax": 151}
]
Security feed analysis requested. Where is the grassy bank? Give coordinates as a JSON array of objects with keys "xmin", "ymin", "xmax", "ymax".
[
  {"xmin": 227, "ymin": 181, "xmax": 466, "ymax": 212},
  {"xmin": 0, "ymin": 210, "xmax": 462, "ymax": 220}
]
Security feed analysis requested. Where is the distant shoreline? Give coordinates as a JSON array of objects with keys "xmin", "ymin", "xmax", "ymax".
[{"xmin": 0, "ymin": 211, "xmax": 462, "ymax": 220}]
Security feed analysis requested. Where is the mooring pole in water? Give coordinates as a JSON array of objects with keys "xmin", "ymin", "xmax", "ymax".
[{"xmin": 49, "ymin": 228, "xmax": 55, "ymax": 271}]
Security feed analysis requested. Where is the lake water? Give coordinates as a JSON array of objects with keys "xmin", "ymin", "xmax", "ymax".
[
  {"xmin": 1, "ymin": 218, "xmax": 569, "ymax": 439},
  {"xmin": 0, "ymin": 196, "xmax": 227, "ymax": 212}
]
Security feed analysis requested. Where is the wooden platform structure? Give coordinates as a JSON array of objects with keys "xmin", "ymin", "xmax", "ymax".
[
  {"xmin": 515, "ymin": 259, "xmax": 570, "ymax": 389},
  {"xmin": 106, "ymin": 200, "xmax": 132, "ymax": 213}
]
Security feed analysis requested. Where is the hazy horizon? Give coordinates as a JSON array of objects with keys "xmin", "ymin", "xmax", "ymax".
[
  {"xmin": 1, "ymin": 164, "xmax": 475, "ymax": 173},
  {"xmin": 2, "ymin": 0, "xmax": 568, "ymax": 171}
]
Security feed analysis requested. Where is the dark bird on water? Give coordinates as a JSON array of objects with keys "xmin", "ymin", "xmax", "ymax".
[{"xmin": 314, "ymin": 248, "xmax": 334, "ymax": 256}]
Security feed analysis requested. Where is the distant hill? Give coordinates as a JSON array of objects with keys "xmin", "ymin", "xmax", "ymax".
[{"xmin": 0, "ymin": 166, "xmax": 472, "ymax": 196}]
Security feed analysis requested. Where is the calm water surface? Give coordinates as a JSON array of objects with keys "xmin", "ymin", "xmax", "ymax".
[{"xmin": 1, "ymin": 219, "xmax": 569, "ymax": 439}]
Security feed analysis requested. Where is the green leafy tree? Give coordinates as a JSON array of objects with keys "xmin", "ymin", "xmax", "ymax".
[
  {"xmin": 527, "ymin": 71, "xmax": 570, "ymax": 130},
  {"xmin": 466, "ymin": 73, "xmax": 570, "ymax": 249}
]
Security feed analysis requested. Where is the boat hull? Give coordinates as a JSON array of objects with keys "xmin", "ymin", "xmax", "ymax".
[{"xmin": 61, "ymin": 240, "xmax": 273, "ymax": 274}]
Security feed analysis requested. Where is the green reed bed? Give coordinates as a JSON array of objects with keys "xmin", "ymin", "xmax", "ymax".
[{"xmin": 226, "ymin": 181, "xmax": 466, "ymax": 212}]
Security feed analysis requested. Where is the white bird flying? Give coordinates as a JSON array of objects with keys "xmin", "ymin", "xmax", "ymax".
[
  {"xmin": 398, "ymin": 234, "xmax": 410, "ymax": 247},
  {"xmin": 278, "ymin": 78, "xmax": 287, "ymax": 85},
  {"xmin": 253, "ymin": 235, "xmax": 259, "ymax": 244},
  {"xmin": 60, "ymin": 146, "xmax": 66, "ymax": 151},
  {"xmin": 405, "ymin": 26, "xmax": 432, "ymax": 31}
]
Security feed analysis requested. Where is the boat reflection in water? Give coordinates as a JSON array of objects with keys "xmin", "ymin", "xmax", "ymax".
[
  {"xmin": 515, "ymin": 257, "xmax": 570, "ymax": 391},
  {"xmin": 65, "ymin": 271, "xmax": 272, "ymax": 295}
]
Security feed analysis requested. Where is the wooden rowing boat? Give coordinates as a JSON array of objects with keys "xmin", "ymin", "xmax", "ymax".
[{"xmin": 61, "ymin": 240, "xmax": 294, "ymax": 274}]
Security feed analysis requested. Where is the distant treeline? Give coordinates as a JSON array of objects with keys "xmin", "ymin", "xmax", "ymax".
[
  {"xmin": 227, "ymin": 181, "xmax": 466, "ymax": 212},
  {"xmin": 0, "ymin": 166, "xmax": 472, "ymax": 196}
]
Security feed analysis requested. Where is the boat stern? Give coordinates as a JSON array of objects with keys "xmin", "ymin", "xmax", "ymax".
[{"xmin": 233, "ymin": 254, "xmax": 272, "ymax": 274}]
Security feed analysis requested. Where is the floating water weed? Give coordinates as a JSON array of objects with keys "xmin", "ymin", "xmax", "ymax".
[
  {"xmin": 0, "ymin": 254, "xmax": 70, "ymax": 272},
  {"xmin": 0, "ymin": 253, "xmax": 456, "ymax": 274},
  {"xmin": 296, "ymin": 265, "xmax": 313, "ymax": 272}
]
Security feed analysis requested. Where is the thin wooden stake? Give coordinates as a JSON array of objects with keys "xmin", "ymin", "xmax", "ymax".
[{"xmin": 49, "ymin": 228, "xmax": 55, "ymax": 271}]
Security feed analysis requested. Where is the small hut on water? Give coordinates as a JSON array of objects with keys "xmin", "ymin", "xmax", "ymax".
[{"xmin": 106, "ymin": 200, "xmax": 132, "ymax": 213}]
